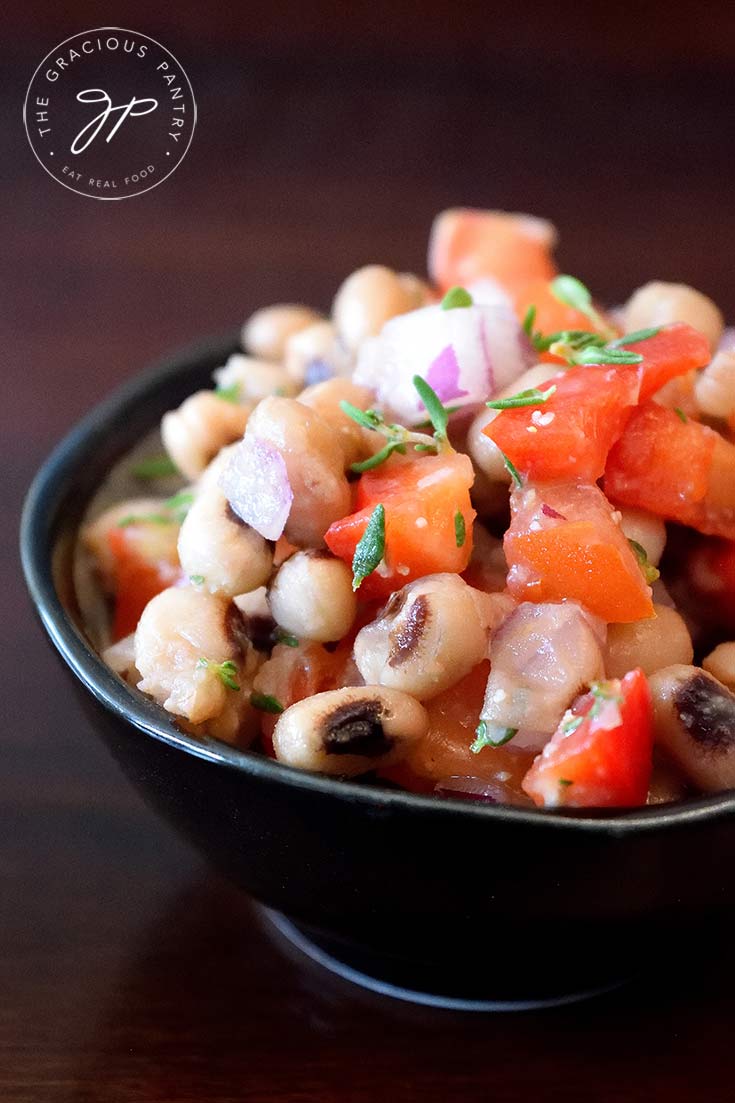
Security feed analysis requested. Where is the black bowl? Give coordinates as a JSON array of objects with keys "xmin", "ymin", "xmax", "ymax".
[{"xmin": 21, "ymin": 334, "xmax": 735, "ymax": 1009}]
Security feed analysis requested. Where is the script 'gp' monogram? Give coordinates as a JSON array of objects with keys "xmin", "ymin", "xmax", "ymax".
[{"xmin": 71, "ymin": 89, "xmax": 158, "ymax": 154}]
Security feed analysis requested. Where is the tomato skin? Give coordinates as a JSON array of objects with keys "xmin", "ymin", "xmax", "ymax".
[
  {"xmin": 484, "ymin": 365, "xmax": 640, "ymax": 483},
  {"xmin": 605, "ymin": 403, "xmax": 735, "ymax": 540},
  {"xmin": 504, "ymin": 482, "xmax": 654, "ymax": 623},
  {"xmin": 522, "ymin": 668, "xmax": 654, "ymax": 808},
  {"xmin": 625, "ymin": 323, "xmax": 711, "ymax": 401},
  {"xmin": 107, "ymin": 527, "xmax": 182, "ymax": 641},
  {"xmin": 325, "ymin": 453, "xmax": 476, "ymax": 600},
  {"xmin": 428, "ymin": 209, "xmax": 557, "ymax": 296}
]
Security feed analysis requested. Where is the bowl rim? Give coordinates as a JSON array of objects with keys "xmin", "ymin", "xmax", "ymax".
[{"xmin": 20, "ymin": 331, "xmax": 735, "ymax": 835}]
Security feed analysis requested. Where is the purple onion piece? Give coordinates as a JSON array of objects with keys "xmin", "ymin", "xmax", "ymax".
[
  {"xmin": 220, "ymin": 437, "xmax": 293, "ymax": 541},
  {"xmin": 541, "ymin": 503, "xmax": 567, "ymax": 520},
  {"xmin": 425, "ymin": 344, "xmax": 469, "ymax": 403}
]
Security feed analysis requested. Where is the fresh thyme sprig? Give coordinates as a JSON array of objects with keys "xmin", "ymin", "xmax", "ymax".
[
  {"xmin": 341, "ymin": 377, "xmax": 455, "ymax": 474},
  {"xmin": 197, "ymin": 657, "xmax": 241, "ymax": 691}
]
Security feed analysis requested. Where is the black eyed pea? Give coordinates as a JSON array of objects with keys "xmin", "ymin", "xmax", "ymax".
[
  {"xmin": 694, "ymin": 350, "xmax": 735, "ymax": 421},
  {"xmin": 272, "ymin": 685, "xmax": 428, "ymax": 776},
  {"xmin": 284, "ymin": 320, "xmax": 352, "ymax": 389},
  {"xmin": 332, "ymin": 265, "xmax": 429, "ymax": 353},
  {"xmin": 241, "ymin": 304, "xmax": 323, "ymax": 362},
  {"xmin": 245, "ymin": 396, "xmax": 351, "ymax": 547},
  {"xmin": 268, "ymin": 551, "xmax": 357, "ymax": 643},
  {"xmin": 161, "ymin": 391, "xmax": 251, "ymax": 480},
  {"xmin": 134, "ymin": 587, "xmax": 249, "ymax": 726},
  {"xmin": 617, "ymin": 507, "xmax": 667, "ymax": 567},
  {"xmin": 703, "ymin": 642, "xmax": 735, "ymax": 691},
  {"xmin": 213, "ymin": 353, "xmax": 296, "ymax": 402},
  {"xmin": 623, "ymin": 281, "xmax": 724, "ymax": 352},
  {"xmin": 604, "ymin": 604, "xmax": 693, "ymax": 679},
  {"xmin": 353, "ymin": 574, "xmax": 494, "ymax": 701},
  {"xmin": 297, "ymin": 378, "xmax": 379, "ymax": 467},
  {"xmin": 649, "ymin": 664, "xmax": 735, "ymax": 791},
  {"xmin": 178, "ymin": 488, "xmax": 273, "ymax": 598}
]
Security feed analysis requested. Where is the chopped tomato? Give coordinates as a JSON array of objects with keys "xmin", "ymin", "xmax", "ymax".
[
  {"xmin": 107, "ymin": 526, "xmax": 182, "ymax": 640},
  {"xmin": 428, "ymin": 208, "xmax": 557, "ymax": 296},
  {"xmin": 381, "ymin": 661, "xmax": 534, "ymax": 802},
  {"xmin": 505, "ymin": 482, "xmax": 654, "ymax": 623},
  {"xmin": 484, "ymin": 365, "xmax": 640, "ymax": 483},
  {"xmin": 624, "ymin": 323, "xmax": 711, "ymax": 401},
  {"xmin": 325, "ymin": 453, "xmax": 476, "ymax": 600},
  {"xmin": 513, "ymin": 278, "xmax": 613, "ymax": 363},
  {"xmin": 605, "ymin": 403, "xmax": 735, "ymax": 540},
  {"xmin": 522, "ymin": 668, "xmax": 654, "ymax": 808}
]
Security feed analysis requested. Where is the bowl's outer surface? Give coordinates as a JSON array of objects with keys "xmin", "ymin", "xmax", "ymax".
[{"xmin": 21, "ymin": 334, "xmax": 735, "ymax": 1000}]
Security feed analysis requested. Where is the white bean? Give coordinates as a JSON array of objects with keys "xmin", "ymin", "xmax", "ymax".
[
  {"xmin": 245, "ymin": 396, "xmax": 351, "ymax": 547},
  {"xmin": 624, "ymin": 281, "xmax": 724, "ymax": 352},
  {"xmin": 298, "ymin": 378, "xmax": 377, "ymax": 467},
  {"xmin": 135, "ymin": 587, "xmax": 248, "ymax": 727},
  {"xmin": 604, "ymin": 604, "xmax": 693, "ymax": 678},
  {"xmin": 332, "ymin": 265, "xmax": 427, "ymax": 352},
  {"xmin": 650, "ymin": 664, "xmax": 735, "ymax": 791},
  {"xmin": 618, "ymin": 507, "xmax": 667, "ymax": 567},
  {"xmin": 284, "ymin": 320, "xmax": 352, "ymax": 389},
  {"xmin": 703, "ymin": 642, "xmax": 735, "ymax": 690},
  {"xmin": 178, "ymin": 488, "xmax": 273, "ymax": 597},
  {"xmin": 695, "ymin": 350, "xmax": 735, "ymax": 420},
  {"xmin": 241, "ymin": 303, "xmax": 323, "ymax": 362},
  {"xmin": 212, "ymin": 353, "xmax": 296, "ymax": 401},
  {"xmin": 161, "ymin": 391, "xmax": 250, "ymax": 480},
  {"xmin": 269, "ymin": 551, "xmax": 356, "ymax": 642},
  {"xmin": 353, "ymin": 574, "xmax": 495, "ymax": 701},
  {"xmin": 273, "ymin": 685, "xmax": 428, "ymax": 775}
]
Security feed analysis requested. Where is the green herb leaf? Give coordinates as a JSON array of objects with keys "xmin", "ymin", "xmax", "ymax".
[
  {"xmin": 412, "ymin": 375, "xmax": 450, "ymax": 439},
  {"xmin": 550, "ymin": 274, "xmax": 593, "ymax": 316},
  {"xmin": 197, "ymin": 657, "xmax": 241, "ymax": 692},
  {"xmin": 560, "ymin": 712, "xmax": 585, "ymax": 736},
  {"xmin": 522, "ymin": 304, "xmax": 537, "ymax": 337},
  {"xmin": 486, "ymin": 385, "xmax": 557, "ymax": 411},
  {"xmin": 189, "ymin": 575, "xmax": 206, "ymax": 586},
  {"xmin": 610, "ymin": 326, "xmax": 662, "ymax": 348},
  {"xmin": 274, "ymin": 629, "xmax": 299, "ymax": 648},
  {"xmin": 558, "ymin": 778, "xmax": 574, "ymax": 787},
  {"xmin": 674, "ymin": 406, "xmax": 688, "ymax": 423},
  {"xmin": 441, "ymin": 286, "xmax": 474, "ymax": 310},
  {"xmin": 352, "ymin": 503, "xmax": 386, "ymax": 591},
  {"xmin": 249, "ymin": 691, "xmax": 284, "ymax": 714},
  {"xmin": 500, "ymin": 450, "xmax": 523, "ymax": 488},
  {"xmin": 350, "ymin": 440, "xmax": 406, "ymax": 473},
  {"xmin": 215, "ymin": 382, "xmax": 241, "ymax": 403},
  {"xmin": 164, "ymin": 490, "xmax": 195, "ymax": 523},
  {"xmin": 470, "ymin": 721, "xmax": 518, "ymax": 752},
  {"xmin": 131, "ymin": 454, "xmax": 179, "ymax": 479},
  {"xmin": 454, "ymin": 510, "xmax": 466, "ymax": 548},
  {"xmin": 628, "ymin": 539, "xmax": 661, "ymax": 584},
  {"xmin": 117, "ymin": 512, "xmax": 174, "ymax": 528},
  {"xmin": 572, "ymin": 345, "xmax": 643, "ymax": 366},
  {"xmin": 339, "ymin": 401, "xmax": 384, "ymax": 431}
]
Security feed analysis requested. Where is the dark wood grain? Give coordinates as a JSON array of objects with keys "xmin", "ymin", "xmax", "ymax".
[{"xmin": 5, "ymin": 9, "xmax": 735, "ymax": 1100}]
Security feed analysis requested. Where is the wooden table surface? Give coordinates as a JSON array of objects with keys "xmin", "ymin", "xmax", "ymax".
[{"xmin": 5, "ymin": 8, "xmax": 735, "ymax": 1100}]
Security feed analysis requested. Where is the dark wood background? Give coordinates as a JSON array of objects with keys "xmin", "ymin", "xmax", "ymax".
[{"xmin": 5, "ymin": 4, "xmax": 735, "ymax": 1099}]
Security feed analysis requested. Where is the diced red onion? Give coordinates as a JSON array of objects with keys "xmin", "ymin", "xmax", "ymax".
[
  {"xmin": 220, "ymin": 437, "xmax": 293, "ymax": 541},
  {"xmin": 541, "ymin": 503, "xmax": 567, "ymax": 520},
  {"xmin": 354, "ymin": 302, "xmax": 533, "ymax": 425}
]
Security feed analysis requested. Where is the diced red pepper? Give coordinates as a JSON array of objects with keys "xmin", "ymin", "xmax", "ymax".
[
  {"xmin": 513, "ymin": 278, "xmax": 612, "ymax": 363},
  {"xmin": 624, "ymin": 323, "xmax": 711, "ymax": 401},
  {"xmin": 522, "ymin": 668, "xmax": 654, "ymax": 808},
  {"xmin": 605, "ymin": 403, "xmax": 735, "ymax": 540},
  {"xmin": 504, "ymin": 482, "xmax": 654, "ymax": 623},
  {"xmin": 428, "ymin": 209, "xmax": 557, "ymax": 296},
  {"xmin": 325, "ymin": 453, "xmax": 476, "ymax": 600},
  {"xmin": 484, "ymin": 365, "xmax": 640, "ymax": 483},
  {"xmin": 107, "ymin": 527, "xmax": 182, "ymax": 641}
]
